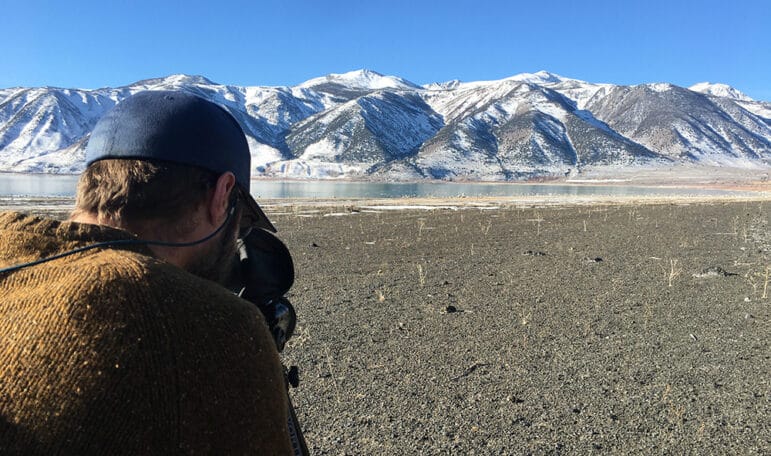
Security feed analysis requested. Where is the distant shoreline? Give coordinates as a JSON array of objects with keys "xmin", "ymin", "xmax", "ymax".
[
  {"xmin": 1, "ymin": 163, "xmax": 769, "ymax": 191},
  {"xmin": 3, "ymin": 192, "xmax": 770, "ymax": 223}
]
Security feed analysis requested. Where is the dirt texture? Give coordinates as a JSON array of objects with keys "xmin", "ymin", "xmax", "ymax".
[{"xmin": 274, "ymin": 201, "xmax": 770, "ymax": 455}]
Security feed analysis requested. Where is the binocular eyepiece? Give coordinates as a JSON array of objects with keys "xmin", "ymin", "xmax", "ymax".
[
  {"xmin": 226, "ymin": 227, "xmax": 297, "ymax": 352},
  {"xmin": 258, "ymin": 296, "xmax": 297, "ymax": 352}
]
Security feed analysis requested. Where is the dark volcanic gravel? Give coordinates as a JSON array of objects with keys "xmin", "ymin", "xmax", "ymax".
[{"xmin": 274, "ymin": 201, "xmax": 770, "ymax": 455}]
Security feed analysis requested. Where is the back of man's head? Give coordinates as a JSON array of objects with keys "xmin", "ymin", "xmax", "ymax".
[
  {"xmin": 73, "ymin": 159, "xmax": 224, "ymax": 237},
  {"xmin": 74, "ymin": 90, "xmax": 273, "ymax": 235}
]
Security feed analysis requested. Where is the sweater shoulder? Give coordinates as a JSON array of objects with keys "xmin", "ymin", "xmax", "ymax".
[
  {"xmin": 73, "ymin": 247, "xmax": 259, "ymax": 320},
  {"xmin": 5, "ymin": 247, "xmax": 290, "ymax": 452}
]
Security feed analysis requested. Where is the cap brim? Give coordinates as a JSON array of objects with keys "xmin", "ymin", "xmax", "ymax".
[{"xmin": 238, "ymin": 186, "xmax": 276, "ymax": 233}]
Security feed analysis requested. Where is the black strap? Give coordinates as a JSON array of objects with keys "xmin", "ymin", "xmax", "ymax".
[
  {"xmin": 287, "ymin": 395, "xmax": 310, "ymax": 456},
  {"xmin": 0, "ymin": 204, "xmax": 236, "ymax": 275}
]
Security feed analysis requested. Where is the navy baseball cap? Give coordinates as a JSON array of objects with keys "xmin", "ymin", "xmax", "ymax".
[{"xmin": 85, "ymin": 90, "xmax": 275, "ymax": 232}]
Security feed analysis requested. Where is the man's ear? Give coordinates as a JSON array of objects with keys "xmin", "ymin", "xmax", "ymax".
[{"xmin": 209, "ymin": 172, "xmax": 237, "ymax": 224}]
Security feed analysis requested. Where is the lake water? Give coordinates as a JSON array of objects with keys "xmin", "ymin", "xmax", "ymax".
[{"xmin": 0, "ymin": 173, "xmax": 756, "ymax": 199}]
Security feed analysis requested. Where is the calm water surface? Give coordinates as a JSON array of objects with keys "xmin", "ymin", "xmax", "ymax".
[{"xmin": 0, "ymin": 173, "xmax": 752, "ymax": 199}]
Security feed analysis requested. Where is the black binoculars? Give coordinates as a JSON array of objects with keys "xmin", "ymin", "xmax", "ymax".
[{"xmin": 227, "ymin": 227, "xmax": 296, "ymax": 352}]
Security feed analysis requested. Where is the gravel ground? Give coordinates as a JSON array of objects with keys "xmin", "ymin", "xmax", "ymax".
[{"xmin": 274, "ymin": 201, "xmax": 770, "ymax": 455}]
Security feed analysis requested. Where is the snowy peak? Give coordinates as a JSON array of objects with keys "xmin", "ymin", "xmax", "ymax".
[
  {"xmin": 432, "ymin": 71, "xmax": 577, "ymax": 94},
  {"xmin": 299, "ymin": 69, "xmax": 420, "ymax": 92},
  {"xmin": 507, "ymin": 70, "xmax": 567, "ymax": 85},
  {"xmin": 423, "ymin": 80, "xmax": 462, "ymax": 91},
  {"xmin": 641, "ymin": 82, "xmax": 678, "ymax": 93},
  {"xmin": 131, "ymin": 74, "xmax": 217, "ymax": 88},
  {"xmin": 689, "ymin": 82, "xmax": 753, "ymax": 101}
]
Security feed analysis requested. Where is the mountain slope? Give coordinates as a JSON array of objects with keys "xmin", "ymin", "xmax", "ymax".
[
  {"xmin": 584, "ymin": 84, "xmax": 771, "ymax": 165},
  {"xmin": 0, "ymin": 88, "xmax": 120, "ymax": 172},
  {"xmin": 269, "ymin": 91, "xmax": 443, "ymax": 178},
  {"xmin": 416, "ymin": 80, "xmax": 663, "ymax": 180}
]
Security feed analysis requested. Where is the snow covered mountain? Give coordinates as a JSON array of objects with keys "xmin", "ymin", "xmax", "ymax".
[
  {"xmin": 583, "ymin": 83, "xmax": 771, "ymax": 165},
  {"xmin": 417, "ymin": 78, "xmax": 657, "ymax": 180},
  {"xmin": 1, "ymin": 70, "xmax": 769, "ymax": 180}
]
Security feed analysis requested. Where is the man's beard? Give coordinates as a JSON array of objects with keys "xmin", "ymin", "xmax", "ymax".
[{"xmin": 185, "ymin": 216, "xmax": 239, "ymax": 285}]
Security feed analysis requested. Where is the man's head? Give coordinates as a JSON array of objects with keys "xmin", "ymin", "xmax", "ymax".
[
  {"xmin": 83, "ymin": 90, "xmax": 274, "ymax": 233},
  {"xmin": 72, "ymin": 90, "xmax": 271, "ymax": 281}
]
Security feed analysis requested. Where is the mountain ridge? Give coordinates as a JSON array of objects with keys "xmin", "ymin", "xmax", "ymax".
[{"xmin": 1, "ymin": 70, "xmax": 769, "ymax": 180}]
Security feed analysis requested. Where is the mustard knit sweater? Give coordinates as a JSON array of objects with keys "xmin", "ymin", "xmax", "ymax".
[{"xmin": 0, "ymin": 212, "xmax": 291, "ymax": 455}]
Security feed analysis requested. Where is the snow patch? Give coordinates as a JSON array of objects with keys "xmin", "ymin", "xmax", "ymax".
[
  {"xmin": 645, "ymin": 83, "xmax": 675, "ymax": 93},
  {"xmin": 690, "ymin": 82, "xmax": 753, "ymax": 101}
]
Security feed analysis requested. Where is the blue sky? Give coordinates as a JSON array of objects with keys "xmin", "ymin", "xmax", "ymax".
[{"xmin": 2, "ymin": 0, "xmax": 769, "ymax": 100}]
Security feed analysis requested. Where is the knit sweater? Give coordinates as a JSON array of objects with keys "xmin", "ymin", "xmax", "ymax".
[{"xmin": 0, "ymin": 212, "xmax": 292, "ymax": 455}]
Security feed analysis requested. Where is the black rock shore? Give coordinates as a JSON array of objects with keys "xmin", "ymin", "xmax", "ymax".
[{"xmin": 275, "ymin": 201, "xmax": 769, "ymax": 455}]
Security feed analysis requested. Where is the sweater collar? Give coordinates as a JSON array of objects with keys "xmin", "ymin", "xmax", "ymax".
[
  {"xmin": 0, "ymin": 211, "xmax": 151, "ymax": 263},
  {"xmin": 0, "ymin": 211, "xmax": 136, "ymax": 242}
]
